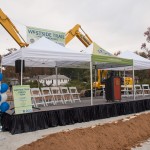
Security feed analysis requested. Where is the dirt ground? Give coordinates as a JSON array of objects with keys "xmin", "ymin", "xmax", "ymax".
[{"xmin": 18, "ymin": 113, "xmax": 150, "ymax": 150}]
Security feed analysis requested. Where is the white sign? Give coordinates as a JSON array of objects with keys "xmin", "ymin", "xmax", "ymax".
[
  {"xmin": 26, "ymin": 26, "xmax": 65, "ymax": 46},
  {"xmin": 13, "ymin": 85, "xmax": 33, "ymax": 114}
]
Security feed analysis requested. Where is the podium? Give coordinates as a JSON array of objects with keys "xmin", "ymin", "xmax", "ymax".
[{"xmin": 105, "ymin": 76, "xmax": 121, "ymax": 101}]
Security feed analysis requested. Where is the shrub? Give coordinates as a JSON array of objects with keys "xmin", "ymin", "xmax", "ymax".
[{"xmin": 66, "ymin": 80, "xmax": 90, "ymax": 92}]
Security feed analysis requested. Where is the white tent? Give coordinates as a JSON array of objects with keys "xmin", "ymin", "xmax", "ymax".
[
  {"xmin": 105, "ymin": 51, "xmax": 150, "ymax": 70},
  {"xmin": 83, "ymin": 42, "xmax": 133, "ymax": 103},
  {"xmin": 103, "ymin": 51, "xmax": 150, "ymax": 100},
  {"xmin": 2, "ymin": 37, "xmax": 91, "ymax": 68},
  {"xmin": 2, "ymin": 37, "xmax": 94, "ymax": 102},
  {"xmin": 119, "ymin": 51, "xmax": 150, "ymax": 70},
  {"xmin": 2, "ymin": 38, "xmax": 133, "ymax": 105}
]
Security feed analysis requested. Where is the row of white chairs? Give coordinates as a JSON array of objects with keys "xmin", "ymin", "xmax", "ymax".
[
  {"xmin": 30, "ymin": 87, "xmax": 81, "ymax": 107},
  {"xmin": 121, "ymin": 84, "xmax": 150, "ymax": 97}
]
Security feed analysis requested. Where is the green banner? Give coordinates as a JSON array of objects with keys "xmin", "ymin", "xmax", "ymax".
[
  {"xmin": 26, "ymin": 26, "xmax": 65, "ymax": 46},
  {"xmin": 91, "ymin": 42, "xmax": 133, "ymax": 66},
  {"xmin": 92, "ymin": 54, "xmax": 133, "ymax": 65},
  {"xmin": 13, "ymin": 85, "xmax": 32, "ymax": 114},
  {"xmin": 93, "ymin": 42, "xmax": 113, "ymax": 56}
]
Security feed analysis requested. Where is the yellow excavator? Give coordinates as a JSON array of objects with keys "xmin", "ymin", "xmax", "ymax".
[
  {"xmin": 0, "ymin": 9, "xmax": 28, "ymax": 47},
  {"xmin": 65, "ymin": 24, "xmax": 108, "ymax": 89},
  {"xmin": 0, "ymin": 9, "xmax": 132, "ymax": 89},
  {"xmin": 65, "ymin": 24, "xmax": 133, "ymax": 92},
  {"xmin": 93, "ymin": 70, "xmax": 108, "ymax": 90},
  {"xmin": 93, "ymin": 70, "xmax": 133, "ymax": 90},
  {"xmin": 65, "ymin": 24, "xmax": 93, "ymax": 47}
]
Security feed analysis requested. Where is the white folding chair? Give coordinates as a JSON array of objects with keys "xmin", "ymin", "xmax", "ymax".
[
  {"xmin": 126, "ymin": 85, "xmax": 133, "ymax": 97},
  {"xmin": 121, "ymin": 85, "xmax": 128, "ymax": 97},
  {"xmin": 30, "ymin": 88, "xmax": 46, "ymax": 107},
  {"xmin": 41, "ymin": 87, "xmax": 55, "ymax": 105},
  {"xmin": 60, "ymin": 87, "xmax": 73, "ymax": 103},
  {"xmin": 142, "ymin": 84, "xmax": 150, "ymax": 96},
  {"xmin": 101, "ymin": 85, "xmax": 105, "ymax": 99},
  {"xmin": 69, "ymin": 87, "xmax": 81, "ymax": 102},
  {"xmin": 50, "ymin": 87, "xmax": 64, "ymax": 104},
  {"xmin": 134, "ymin": 85, "xmax": 143, "ymax": 96}
]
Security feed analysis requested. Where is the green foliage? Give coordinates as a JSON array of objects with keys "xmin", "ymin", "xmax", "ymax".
[
  {"xmin": 24, "ymin": 80, "xmax": 42, "ymax": 88},
  {"xmin": 66, "ymin": 80, "xmax": 90, "ymax": 92},
  {"xmin": 139, "ymin": 78, "xmax": 150, "ymax": 85},
  {"xmin": 59, "ymin": 68, "xmax": 91, "ymax": 91},
  {"xmin": 135, "ymin": 69, "xmax": 150, "ymax": 84},
  {"xmin": 2, "ymin": 77, "xmax": 10, "ymax": 84},
  {"xmin": 59, "ymin": 68, "xmax": 90, "ymax": 82}
]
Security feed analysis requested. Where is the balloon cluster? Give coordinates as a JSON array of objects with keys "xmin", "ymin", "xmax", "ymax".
[{"xmin": 0, "ymin": 73, "xmax": 10, "ymax": 112}]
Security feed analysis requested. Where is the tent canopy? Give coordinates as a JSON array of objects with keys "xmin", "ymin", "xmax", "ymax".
[
  {"xmin": 2, "ymin": 37, "xmax": 91, "ymax": 68},
  {"xmin": 2, "ymin": 38, "xmax": 133, "ymax": 70},
  {"xmin": 83, "ymin": 42, "xmax": 133, "ymax": 69},
  {"xmin": 2, "ymin": 38, "xmax": 135, "ymax": 105},
  {"xmin": 105, "ymin": 51, "xmax": 150, "ymax": 70}
]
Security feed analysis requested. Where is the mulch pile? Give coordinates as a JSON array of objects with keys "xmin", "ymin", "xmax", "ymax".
[{"xmin": 18, "ymin": 113, "xmax": 150, "ymax": 150}]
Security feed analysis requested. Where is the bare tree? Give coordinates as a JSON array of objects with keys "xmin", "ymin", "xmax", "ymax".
[
  {"xmin": 114, "ymin": 51, "xmax": 121, "ymax": 56},
  {"xmin": 141, "ymin": 27, "xmax": 150, "ymax": 59}
]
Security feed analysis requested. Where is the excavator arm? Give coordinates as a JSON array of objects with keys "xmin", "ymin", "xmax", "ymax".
[
  {"xmin": 0, "ymin": 9, "xmax": 28, "ymax": 47},
  {"xmin": 65, "ymin": 24, "xmax": 93, "ymax": 47}
]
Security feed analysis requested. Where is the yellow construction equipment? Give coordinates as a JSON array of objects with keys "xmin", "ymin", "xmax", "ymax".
[
  {"xmin": 65, "ymin": 24, "xmax": 93, "ymax": 47},
  {"xmin": 123, "ymin": 77, "xmax": 133, "ymax": 86},
  {"xmin": 65, "ymin": 24, "xmax": 133, "ymax": 93},
  {"xmin": 93, "ymin": 70, "xmax": 133, "ymax": 90},
  {"xmin": 93, "ymin": 70, "xmax": 108, "ymax": 89},
  {"xmin": 0, "ymin": 9, "xmax": 28, "ymax": 47}
]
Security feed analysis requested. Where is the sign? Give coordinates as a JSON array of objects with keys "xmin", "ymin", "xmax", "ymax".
[
  {"xmin": 26, "ymin": 26, "xmax": 65, "ymax": 46},
  {"xmin": 93, "ymin": 42, "xmax": 113, "ymax": 56},
  {"xmin": 13, "ymin": 85, "xmax": 32, "ymax": 114}
]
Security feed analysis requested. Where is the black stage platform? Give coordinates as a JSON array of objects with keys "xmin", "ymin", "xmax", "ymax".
[{"xmin": 1, "ymin": 96, "xmax": 150, "ymax": 134}]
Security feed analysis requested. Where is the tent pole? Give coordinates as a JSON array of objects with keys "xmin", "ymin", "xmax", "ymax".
[
  {"xmin": 55, "ymin": 66, "xmax": 58, "ymax": 87},
  {"xmin": 124, "ymin": 69, "xmax": 125, "ymax": 78},
  {"xmin": 0, "ymin": 57, "xmax": 1, "ymax": 131},
  {"xmin": 38, "ymin": 75, "xmax": 40, "ymax": 88},
  {"xmin": 90, "ymin": 61, "xmax": 93, "ymax": 105},
  {"xmin": 0, "ymin": 57, "xmax": 2, "ymax": 73},
  {"xmin": 94, "ymin": 65, "xmax": 96, "ymax": 97},
  {"xmin": 21, "ymin": 59, "xmax": 23, "ymax": 86},
  {"xmin": 132, "ymin": 61, "xmax": 135, "ymax": 100}
]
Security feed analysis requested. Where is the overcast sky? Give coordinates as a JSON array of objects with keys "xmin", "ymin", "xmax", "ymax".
[{"xmin": 0, "ymin": 0, "xmax": 150, "ymax": 55}]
